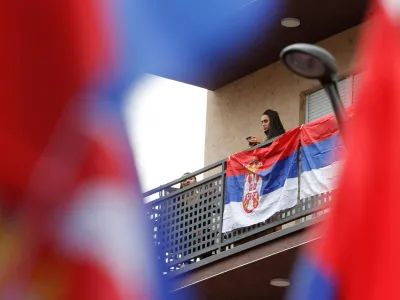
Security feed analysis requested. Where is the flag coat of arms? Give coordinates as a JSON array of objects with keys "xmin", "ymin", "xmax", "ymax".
[{"xmin": 223, "ymin": 128, "xmax": 300, "ymax": 233}]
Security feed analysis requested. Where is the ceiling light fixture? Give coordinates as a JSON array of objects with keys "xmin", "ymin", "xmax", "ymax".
[
  {"xmin": 281, "ymin": 18, "xmax": 300, "ymax": 28},
  {"xmin": 270, "ymin": 278, "xmax": 291, "ymax": 287}
]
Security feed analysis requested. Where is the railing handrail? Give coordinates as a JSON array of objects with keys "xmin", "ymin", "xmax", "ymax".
[
  {"xmin": 142, "ymin": 135, "xmax": 281, "ymax": 198},
  {"xmin": 142, "ymin": 159, "xmax": 225, "ymax": 198},
  {"xmin": 144, "ymin": 172, "xmax": 224, "ymax": 206}
]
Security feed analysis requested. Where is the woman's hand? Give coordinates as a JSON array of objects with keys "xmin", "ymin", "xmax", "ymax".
[{"xmin": 248, "ymin": 137, "xmax": 262, "ymax": 144}]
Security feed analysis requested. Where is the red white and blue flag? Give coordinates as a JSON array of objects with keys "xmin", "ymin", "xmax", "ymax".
[
  {"xmin": 288, "ymin": 0, "xmax": 400, "ymax": 299},
  {"xmin": 223, "ymin": 128, "xmax": 300, "ymax": 232},
  {"xmin": 300, "ymin": 114, "xmax": 344, "ymax": 199}
]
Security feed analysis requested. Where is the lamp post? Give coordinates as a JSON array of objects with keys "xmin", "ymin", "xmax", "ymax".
[{"xmin": 280, "ymin": 43, "xmax": 348, "ymax": 130}]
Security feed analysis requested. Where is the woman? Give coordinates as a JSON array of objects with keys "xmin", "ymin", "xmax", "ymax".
[{"xmin": 248, "ymin": 109, "xmax": 286, "ymax": 146}]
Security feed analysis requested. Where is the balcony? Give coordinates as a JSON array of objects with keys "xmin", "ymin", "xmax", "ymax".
[{"xmin": 144, "ymin": 131, "xmax": 335, "ymax": 299}]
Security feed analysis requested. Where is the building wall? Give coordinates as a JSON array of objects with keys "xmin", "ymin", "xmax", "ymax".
[{"xmin": 204, "ymin": 25, "xmax": 362, "ymax": 166}]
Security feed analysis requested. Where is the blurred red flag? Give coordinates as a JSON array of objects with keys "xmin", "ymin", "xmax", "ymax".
[{"xmin": 288, "ymin": 1, "xmax": 400, "ymax": 299}]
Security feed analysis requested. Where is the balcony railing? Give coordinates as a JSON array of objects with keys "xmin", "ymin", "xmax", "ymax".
[{"xmin": 144, "ymin": 138, "xmax": 332, "ymax": 278}]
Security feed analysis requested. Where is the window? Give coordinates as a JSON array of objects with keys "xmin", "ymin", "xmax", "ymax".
[{"xmin": 305, "ymin": 72, "xmax": 365, "ymax": 123}]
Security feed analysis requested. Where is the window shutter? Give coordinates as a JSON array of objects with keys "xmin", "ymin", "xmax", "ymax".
[{"xmin": 305, "ymin": 77, "xmax": 352, "ymax": 123}]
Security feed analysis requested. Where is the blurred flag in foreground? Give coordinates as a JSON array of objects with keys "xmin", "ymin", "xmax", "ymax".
[
  {"xmin": 1, "ymin": 0, "xmax": 277, "ymax": 299},
  {"xmin": 0, "ymin": 1, "xmax": 163, "ymax": 299},
  {"xmin": 288, "ymin": 0, "xmax": 400, "ymax": 299}
]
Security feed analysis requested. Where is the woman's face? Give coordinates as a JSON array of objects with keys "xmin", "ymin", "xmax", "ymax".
[
  {"xmin": 182, "ymin": 177, "xmax": 196, "ymax": 188},
  {"xmin": 261, "ymin": 114, "xmax": 270, "ymax": 132}
]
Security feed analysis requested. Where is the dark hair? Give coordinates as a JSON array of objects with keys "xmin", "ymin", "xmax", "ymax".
[{"xmin": 262, "ymin": 109, "xmax": 285, "ymax": 140}]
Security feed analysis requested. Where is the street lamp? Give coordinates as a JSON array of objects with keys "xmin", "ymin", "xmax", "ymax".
[{"xmin": 280, "ymin": 43, "xmax": 348, "ymax": 129}]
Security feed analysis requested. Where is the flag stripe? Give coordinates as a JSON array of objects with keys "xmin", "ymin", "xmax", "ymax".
[
  {"xmin": 300, "ymin": 115, "xmax": 339, "ymax": 147},
  {"xmin": 301, "ymin": 135, "xmax": 342, "ymax": 172},
  {"xmin": 300, "ymin": 162, "xmax": 341, "ymax": 199}
]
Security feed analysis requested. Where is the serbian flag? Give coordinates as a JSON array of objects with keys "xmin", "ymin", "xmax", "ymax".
[
  {"xmin": 300, "ymin": 114, "xmax": 344, "ymax": 199},
  {"xmin": 223, "ymin": 128, "xmax": 300, "ymax": 233},
  {"xmin": 287, "ymin": 1, "xmax": 400, "ymax": 299}
]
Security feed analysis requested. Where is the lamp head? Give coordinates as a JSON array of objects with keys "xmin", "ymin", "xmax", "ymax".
[{"xmin": 280, "ymin": 43, "xmax": 338, "ymax": 83}]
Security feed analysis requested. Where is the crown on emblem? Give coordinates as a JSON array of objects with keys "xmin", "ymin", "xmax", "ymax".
[{"xmin": 244, "ymin": 159, "xmax": 262, "ymax": 173}]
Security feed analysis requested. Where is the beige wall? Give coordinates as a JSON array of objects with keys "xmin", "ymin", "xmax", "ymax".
[{"xmin": 204, "ymin": 25, "xmax": 362, "ymax": 166}]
